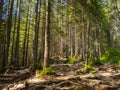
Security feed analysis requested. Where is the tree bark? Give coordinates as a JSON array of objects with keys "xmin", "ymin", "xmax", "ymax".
[
  {"xmin": 5, "ymin": 0, "xmax": 14, "ymax": 66},
  {"xmin": 0, "ymin": 0, "xmax": 3, "ymax": 28},
  {"xmin": 22, "ymin": 1, "xmax": 30, "ymax": 66},
  {"xmin": 43, "ymin": 0, "xmax": 51, "ymax": 69},
  {"xmin": 33, "ymin": 0, "xmax": 40, "ymax": 66},
  {"xmin": 10, "ymin": 1, "xmax": 18, "ymax": 65},
  {"xmin": 75, "ymin": 26, "xmax": 78, "ymax": 56},
  {"xmin": 0, "ymin": 0, "xmax": 4, "ymax": 69},
  {"xmin": 15, "ymin": 0, "xmax": 21, "ymax": 67}
]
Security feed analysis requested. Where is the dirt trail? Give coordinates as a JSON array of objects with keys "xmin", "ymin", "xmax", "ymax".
[
  {"xmin": 0, "ymin": 67, "xmax": 32, "ymax": 89},
  {"xmin": 1, "ymin": 59, "xmax": 120, "ymax": 90}
]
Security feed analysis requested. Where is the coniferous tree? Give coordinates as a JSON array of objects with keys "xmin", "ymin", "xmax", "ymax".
[
  {"xmin": 4, "ymin": 0, "xmax": 14, "ymax": 66},
  {"xmin": 43, "ymin": 0, "xmax": 51, "ymax": 69},
  {"xmin": 15, "ymin": 0, "xmax": 21, "ymax": 67}
]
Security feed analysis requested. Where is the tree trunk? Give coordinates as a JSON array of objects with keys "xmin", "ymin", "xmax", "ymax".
[
  {"xmin": 22, "ymin": 1, "xmax": 30, "ymax": 66},
  {"xmin": 0, "ymin": 0, "xmax": 3, "ymax": 28},
  {"xmin": 15, "ymin": 0, "xmax": 21, "ymax": 67},
  {"xmin": 33, "ymin": 0, "xmax": 40, "ymax": 66},
  {"xmin": 0, "ymin": 0, "xmax": 4, "ymax": 68},
  {"xmin": 75, "ymin": 26, "xmax": 78, "ymax": 56},
  {"xmin": 43, "ymin": 0, "xmax": 51, "ymax": 69},
  {"xmin": 39, "ymin": 19, "xmax": 45, "ymax": 67},
  {"xmin": 10, "ymin": 1, "xmax": 18, "ymax": 65},
  {"xmin": 5, "ymin": 0, "xmax": 14, "ymax": 66},
  {"xmin": 86, "ymin": 19, "xmax": 90, "ymax": 65}
]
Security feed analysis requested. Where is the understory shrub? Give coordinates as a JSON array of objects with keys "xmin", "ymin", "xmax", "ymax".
[
  {"xmin": 36, "ymin": 67, "xmax": 54, "ymax": 77},
  {"xmin": 82, "ymin": 64, "xmax": 94, "ymax": 73},
  {"xmin": 100, "ymin": 48, "xmax": 120, "ymax": 65},
  {"xmin": 89, "ymin": 56, "xmax": 102, "ymax": 66},
  {"xmin": 67, "ymin": 57, "xmax": 76, "ymax": 64}
]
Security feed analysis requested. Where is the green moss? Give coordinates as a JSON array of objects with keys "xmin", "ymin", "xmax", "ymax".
[
  {"xmin": 82, "ymin": 64, "xmax": 94, "ymax": 73},
  {"xmin": 36, "ymin": 67, "xmax": 54, "ymax": 77},
  {"xmin": 67, "ymin": 57, "xmax": 76, "ymax": 64}
]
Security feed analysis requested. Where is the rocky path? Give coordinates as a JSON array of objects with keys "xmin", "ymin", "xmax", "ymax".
[{"xmin": 1, "ymin": 59, "xmax": 120, "ymax": 90}]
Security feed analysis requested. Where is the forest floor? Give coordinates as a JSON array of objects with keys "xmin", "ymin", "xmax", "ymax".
[{"xmin": 0, "ymin": 58, "xmax": 120, "ymax": 90}]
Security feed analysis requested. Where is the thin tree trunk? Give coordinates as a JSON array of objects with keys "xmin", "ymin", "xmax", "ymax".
[
  {"xmin": 43, "ymin": 0, "xmax": 51, "ymax": 69},
  {"xmin": 39, "ymin": 19, "xmax": 45, "ymax": 67},
  {"xmin": 66, "ymin": 8, "xmax": 69, "ymax": 60},
  {"xmin": 0, "ymin": 0, "xmax": 4, "ymax": 68},
  {"xmin": 22, "ymin": 1, "xmax": 30, "ymax": 66},
  {"xmin": 15, "ymin": 0, "xmax": 21, "ymax": 67},
  {"xmin": 33, "ymin": 0, "xmax": 40, "ymax": 66},
  {"xmin": 5, "ymin": 0, "xmax": 14, "ymax": 66},
  {"xmin": 25, "ymin": 20, "xmax": 31, "ymax": 66},
  {"xmin": 70, "ymin": 26, "xmax": 73, "ymax": 57},
  {"xmin": 0, "ymin": 0, "xmax": 4, "ymax": 28},
  {"xmin": 10, "ymin": 1, "xmax": 18, "ymax": 65},
  {"xmin": 75, "ymin": 26, "xmax": 78, "ymax": 56},
  {"xmin": 82, "ymin": 32, "xmax": 85, "ymax": 59},
  {"xmin": 86, "ymin": 20, "xmax": 90, "ymax": 65}
]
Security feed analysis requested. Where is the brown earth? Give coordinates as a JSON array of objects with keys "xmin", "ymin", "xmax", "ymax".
[{"xmin": 0, "ymin": 59, "xmax": 120, "ymax": 90}]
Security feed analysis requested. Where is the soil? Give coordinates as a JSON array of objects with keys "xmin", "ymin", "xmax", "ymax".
[{"xmin": 0, "ymin": 59, "xmax": 120, "ymax": 90}]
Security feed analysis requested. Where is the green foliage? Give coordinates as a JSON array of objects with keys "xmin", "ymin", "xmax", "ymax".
[
  {"xmin": 82, "ymin": 64, "xmax": 94, "ymax": 73},
  {"xmin": 59, "ymin": 30, "xmax": 67, "ymax": 36},
  {"xmin": 67, "ymin": 57, "xmax": 76, "ymax": 64},
  {"xmin": 89, "ymin": 57, "xmax": 102, "ymax": 66},
  {"xmin": 36, "ymin": 67, "xmax": 54, "ymax": 77},
  {"xmin": 100, "ymin": 52, "xmax": 109, "ymax": 63},
  {"xmin": 31, "ymin": 62, "xmax": 39, "ymax": 69},
  {"xmin": 100, "ymin": 48, "xmax": 120, "ymax": 65}
]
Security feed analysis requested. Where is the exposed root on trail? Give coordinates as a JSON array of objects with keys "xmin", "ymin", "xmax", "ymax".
[{"xmin": 1, "ymin": 59, "xmax": 120, "ymax": 90}]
